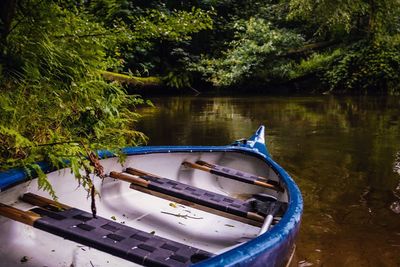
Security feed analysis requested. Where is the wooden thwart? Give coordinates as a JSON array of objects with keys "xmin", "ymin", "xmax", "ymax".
[
  {"xmin": 110, "ymin": 169, "xmax": 266, "ymax": 226},
  {"xmin": 182, "ymin": 161, "xmax": 284, "ymax": 192}
]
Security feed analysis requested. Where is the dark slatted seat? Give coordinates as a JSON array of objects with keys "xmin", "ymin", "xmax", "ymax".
[
  {"xmin": 203, "ymin": 162, "xmax": 280, "ymax": 186},
  {"xmin": 182, "ymin": 161, "xmax": 284, "ymax": 192},
  {"xmin": 31, "ymin": 207, "xmax": 213, "ymax": 267},
  {"xmin": 141, "ymin": 175, "xmax": 255, "ymax": 219}
]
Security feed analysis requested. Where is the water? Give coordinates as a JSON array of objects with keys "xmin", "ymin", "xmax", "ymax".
[{"xmin": 136, "ymin": 96, "xmax": 400, "ymax": 267}]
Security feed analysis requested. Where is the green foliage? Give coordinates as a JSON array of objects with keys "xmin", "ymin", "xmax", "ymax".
[
  {"xmin": 119, "ymin": 7, "xmax": 213, "ymax": 84},
  {"xmin": 292, "ymin": 48, "xmax": 343, "ymax": 79},
  {"xmin": 87, "ymin": 1, "xmax": 214, "ymax": 84},
  {"xmin": 32, "ymin": 164, "xmax": 57, "ymax": 200},
  {"xmin": 0, "ymin": 0, "xmax": 218, "ymax": 198},
  {"xmin": 0, "ymin": 0, "xmax": 146, "ymax": 197},
  {"xmin": 187, "ymin": 0, "xmax": 400, "ymax": 94},
  {"xmin": 194, "ymin": 17, "xmax": 303, "ymax": 86},
  {"xmin": 289, "ymin": 0, "xmax": 369, "ymax": 34},
  {"xmin": 132, "ymin": 8, "xmax": 214, "ymax": 42},
  {"xmin": 164, "ymin": 71, "xmax": 192, "ymax": 89},
  {"xmin": 288, "ymin": 0, "xmax": 400, "ymax": 38},
  {"xmin": 324, "ymin": 41, "xmax": 400, "ymax": 93}
]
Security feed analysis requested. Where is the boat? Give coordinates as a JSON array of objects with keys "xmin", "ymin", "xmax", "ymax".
[{"xmin": 0, "ymin": 126, "xmax": 303, "ymax": 267}]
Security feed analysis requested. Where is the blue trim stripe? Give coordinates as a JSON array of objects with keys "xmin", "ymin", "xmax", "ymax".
[
  {"xmin": 0, "ymin": 168, "xmax": 28, "ymax": 191},
  {"xmin": 0, "ymin": 162, "xmax": 53, "ymax": 191},
  {"xmin": 0, "ymin": 146, "xmax": 258, "ymax": 191}
]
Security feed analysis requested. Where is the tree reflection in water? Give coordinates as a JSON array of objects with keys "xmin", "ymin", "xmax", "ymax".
[{"xmin": 391, "ymin": 152, "xmax": 400, "ymax": 214}]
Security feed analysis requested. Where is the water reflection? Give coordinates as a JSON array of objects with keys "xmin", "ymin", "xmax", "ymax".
[
  {"xmin": 391, "ymin": 153, "xmax": 400, "ymax": 214},
  {"xmin": 136, "ymin": 96, "xmax": 400, "ymax": 266}
]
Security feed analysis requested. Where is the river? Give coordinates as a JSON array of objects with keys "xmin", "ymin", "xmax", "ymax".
[{"xmin": 136, "ymin": 95, "xmax": 400, "ymax": 267}]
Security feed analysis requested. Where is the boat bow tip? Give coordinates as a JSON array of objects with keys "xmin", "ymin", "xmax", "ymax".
[{"xmin": 232, "ymin": 125, "xmax": 271, "ymax": 157}]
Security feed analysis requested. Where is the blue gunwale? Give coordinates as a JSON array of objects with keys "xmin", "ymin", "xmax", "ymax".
[{"xmin": 0, "ymin": 127, "xmax": 303, "ymax": 267}]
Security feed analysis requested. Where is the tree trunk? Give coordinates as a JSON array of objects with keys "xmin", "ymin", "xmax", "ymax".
[
  {"xmin": 99, "ymin": 71, "xmax": 164, "ymax": 88},
  {"xmin": 0, "ymin": 0, "xmax": 18, "ymax": 42},
  {"xmin": 367, "ymin": 0, "xmax": 377, "ymax": 40},
  {"xmin": 285, "ymin": 40, "xmax": 340, "ymax": 58}
]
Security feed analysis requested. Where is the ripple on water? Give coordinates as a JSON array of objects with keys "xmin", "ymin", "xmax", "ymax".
[{"xmin": 390, "ymin": 201, "xmax": 400, "ymax": 214}]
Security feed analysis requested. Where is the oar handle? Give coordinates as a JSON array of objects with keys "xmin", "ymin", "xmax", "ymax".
[
  {"xmin": 0, "ymin": 203, "xmax": 41, "ymax": 226},
  {"xmin": 109, "ymin": 171, "xmax": 150, "ymax": 187},
  {"xmin": 195, "ymin": 160, "xmax": 215, "ymax": 168},
  {"xmin": 21, "ymin": 193, "xmax": 71, "ymax": 210},
  {"xmin": 254, "ymin": 180, "xmax": 283, "ymax": 191},
  {"xmin": 182, "ymin": 161, "xmax": 211, "ymax": 172},
  {"xmin": 125, "ymin": 167, "xmax": 161, "ymax": 178}
]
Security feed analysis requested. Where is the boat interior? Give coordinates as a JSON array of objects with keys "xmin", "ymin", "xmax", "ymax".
[{"xmin": 0, "ymin": 151, "xmax": 289, "ymax": 266}]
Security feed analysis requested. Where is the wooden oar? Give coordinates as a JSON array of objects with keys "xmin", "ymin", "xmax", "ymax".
[
  {"xmin": 109, "ymin": 170, "xmax": 265, "ymax": 227},
  {"xmin": 125, "ymin": 167, "xmax": 161, "ymax": 178},
  {"xmin": 109, "ymin": 171, "xmax": 150, "ymax": 187},
  {"xmin": 21, "ymin": 193, "xmax": 71, "ymax": 210},
  {"xmin": 0, "ymin": 203, "xmax": 41, "ymax": 226},
  {"xmin": 0, "ymin": 193, "xmax": 71, "ymax": 226},
  {"xmin": 182, "ymin": 161, "xmax": 284, "ymax": 192}
]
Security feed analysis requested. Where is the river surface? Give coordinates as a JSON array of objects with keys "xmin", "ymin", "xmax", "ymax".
[{"xmin": 136, "ymin": 96, "xmax": 400, "ymax": 267}]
